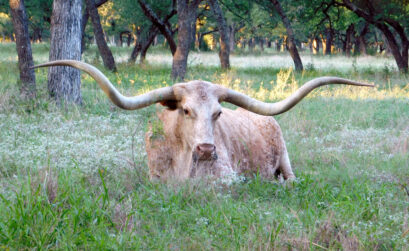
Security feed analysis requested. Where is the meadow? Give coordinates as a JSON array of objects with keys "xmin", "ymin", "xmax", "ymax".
[{"xmin": 0, "ymin": 43, "xmax": 408, "ymax": 250}]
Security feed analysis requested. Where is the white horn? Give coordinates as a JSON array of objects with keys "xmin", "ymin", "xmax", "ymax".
[
  {"xmin": 222, "ymin": 77, "xmax": 374, "ymax": 116},
  {"xmin": 33, "ymin": 60, "xmax": 176, "ymax": 110}
]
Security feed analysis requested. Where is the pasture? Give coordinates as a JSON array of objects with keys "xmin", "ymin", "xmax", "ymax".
[{"xmin": 0, "ymin": 43, "xmax": 408, "ymax": 249}]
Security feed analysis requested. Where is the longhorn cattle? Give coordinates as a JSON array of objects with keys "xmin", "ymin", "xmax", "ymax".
[{"xmin": 34, "ymin": 60, "xmax": 373, "ymax": 182}]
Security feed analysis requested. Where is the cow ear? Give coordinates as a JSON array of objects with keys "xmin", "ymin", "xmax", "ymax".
[{"xmin": 160, "ymin": 100, "xmax": 178, "ymax": 110}]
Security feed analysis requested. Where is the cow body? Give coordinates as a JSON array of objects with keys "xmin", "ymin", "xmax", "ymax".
[{"xmin": 145, "ymin": 81, "xmax": 295, "ymax": 181}]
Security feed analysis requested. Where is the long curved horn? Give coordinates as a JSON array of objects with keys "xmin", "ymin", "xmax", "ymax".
[
  {"xmin": 222, "ymin": 77, "xmax": 374, "ymax": 116},
  {"xmin": 33, "ymin": 60, "xmax": 176, "ymax": 110}
]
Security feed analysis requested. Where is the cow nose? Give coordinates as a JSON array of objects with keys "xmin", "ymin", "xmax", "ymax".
[{"xmin": 195, "ymin": 143, "xmax": 216, "ymax": 160}]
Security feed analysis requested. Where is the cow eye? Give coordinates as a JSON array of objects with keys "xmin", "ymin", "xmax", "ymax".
[
  {"xmin": 214, "ymin": 111, "xmax": 222, "ymax": 119},
  {"xmin": 183, "ymin": 108, "xmax": 190, "ymax": 115}
]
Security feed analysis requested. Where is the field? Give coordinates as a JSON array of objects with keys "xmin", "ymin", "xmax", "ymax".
[{"xmin": 0, "ymin": 43, "xmax": 409, "ymax": 250}]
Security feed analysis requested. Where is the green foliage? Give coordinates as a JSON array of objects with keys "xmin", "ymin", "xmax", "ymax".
[
  {"xmin": 0, "ymin": 12, "xmax": 12, "ymax": 38},
  {"xmin": 0, "ymin": 0, "xmax": 52, "ymax": 41},
  {"xmin": 222, "ymin": 0, "xmax": 284, "ymax": 42},
  {"xmin": 113, "ymin": 0, "xmax": 176, "ymax": 35}
]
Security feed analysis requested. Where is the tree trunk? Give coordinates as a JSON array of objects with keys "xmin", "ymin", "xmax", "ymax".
[
  {"xmin": 341, "ymin": 0, "xmax": 408, "ymax": 72},
  {"xmin": 129, "ymin": 29, "xmax": 142, "ymax": 62},
  {"xmin": 9, "ymin": 0, "xmax": 36, "ymax": 99},
  {"xmin": 190, "ymin": 15, "xmax": 197, "ymax": 50},
  {"xmin": 127, "ymin": 33, "xmax": 131, "ymax": 46},
  {"xmin": 37, "ymin": 29, "xmax": 42, "ymax": 42},
  {"xmin": 259, "ymin": 38, "xmax": 265, "ymax": 51},
  {"xmin": 85, "ymin": 0, "xmax": 116, "ymax": 71},
  {"xmin": 345, "ymin": 24, "xmax": 354, "ymax": 57},
  {"xmin": 171, "ymin": 0, "xmax": 201, "ymax": 81},
  {"xmin": 81, "ymin": 0, "xmax": 108, "ymax": 54},
  {"xmin": 324, "ymin": 27, "xmax": 333, "ymax": 55},
  {"xmin": 197, "ymin": 33, "xmax": 205, "ymax": 50},
  {"xmin": 140, "ymin": 27, "xmax": 158, "ymax": 64},
  {"xmin": 314, "ymin": 37, "xmax": 320, "ymax": 53},
  {"xmin": 119, "ymin": 32, "xmax": 123, "ymax": 47},
  {"xmin": 276, "ymin": 39, "xmax": 280, "ymax": 51},
  {"xmin": 48, "ymin": 0, "xmax": 82, "ymax": 104},
  {"xmin": 339, "ymin": 33, "xmax": 346, "ymax": 54},
  {"xmin": 80, "ymin": 10, "xmax": 89, "ymax": 54},
  {"xmin": 270, "ymin": 0, "xmax": 303, "ymax": 71},
  {"xmin": 379, "ymin": 24, "xmax": 408, "ymax": 71},
  {"xmin": 152, "ymin": 35, "xmax": 156, "ymax": 46},
  {"xmin": 248, "ymin": 38, "xmax": 254, "ymax": 52},
  {"xmin": 130, "ymin": 25, "xmax": 158, "ymax": 64},
  {"xmin": 267, "ymin": 39, "xmax": 272, "ymax": 48},
  {"xmin": 32, "ymin": 27, "xmax": 43, "ymax": 43},
  {"xmin": 381, "ymin": 21, "xmax": 409, "ymax": 72},
  {"xmin": 358, "ymin": 23, "xmax": 369, "ymax": 55},
  {"xmin": 379, "ymin": 43, "xmax": 385, "ymax": 53},
  {"xmin": 308, "ymin": 39, "xmax": 312, "ymax": 53},
  {"xmin": 229, "ymin": 24, "xmax": 235, "ymax": 52},
  {"xmin": 209, "ymin": 0, "xmax": 230, "ymax": 69},
  {"xmin": 353, "ymin": 35, "xmax": 360, "ymax": 55},
  {"xmin": 130, "ymin": 43, "xmax": 142, "ymax": 63}
]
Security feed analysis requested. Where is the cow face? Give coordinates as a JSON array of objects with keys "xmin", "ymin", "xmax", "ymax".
[{"xmin": 162, "ymin": 81, "xmax": 223, "ymax": 162}]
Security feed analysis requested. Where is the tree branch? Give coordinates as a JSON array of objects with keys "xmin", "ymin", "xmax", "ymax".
[{"xmin": 138, "ymin": 0, "xmax": 177, "ymax": 55}]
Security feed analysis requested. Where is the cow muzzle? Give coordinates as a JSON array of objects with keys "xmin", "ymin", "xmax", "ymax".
[{"xmin": 193, "ymin": 143, "xmax": 217, "ymax": 161}]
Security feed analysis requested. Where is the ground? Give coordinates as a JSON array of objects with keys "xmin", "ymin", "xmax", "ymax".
[{"xmin": 0, "ymin": 43, "xmax": 408, "ymax": 249}]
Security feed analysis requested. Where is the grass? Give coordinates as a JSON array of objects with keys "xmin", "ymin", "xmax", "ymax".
[{"xmin": 0, "ymin": 43, "xmax": 409, "ymax": 250}]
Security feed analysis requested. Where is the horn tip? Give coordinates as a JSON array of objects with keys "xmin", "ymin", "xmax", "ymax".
[{"xmin": 361, "ymin": 83, "xmax": 375, "ymax": 88}]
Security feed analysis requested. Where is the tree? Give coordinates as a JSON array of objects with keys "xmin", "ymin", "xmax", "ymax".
[
  {"xmin": 271, "ymin": 0, "xmax": 302, "ymax": 71},
  {"xmin": 137, "ymin": 0, "xmax": 177, "ymax": 55},
  {"xmin": 48, "ymin": 0, "xmax": 82, "ymax": 104},
  {"xmin": 171, "ymin": 0, "xmax": 202, "ymax": 80},
  {"xmin": 81, "ymin": 0, "xmax": 108, "ymax": 53},
  {"xmin": 324, "ymin": 27, "xmax": 334, "ymax": 55},
  {"xmin": 209, "ymin": 0, "xmax": 230, "ymax": 69},
  {"xmin": 139, "ymin": 27, "xmax": 158, "ymax": 63},
  {"xmin": 344, "ymin": 23, "xmax": 354, "ymax": 57},
  {"xmin": 24, "ymin": 0, "xmax": 52, "ymax": 42},
  {"xmin": 85, "ymin": 0, "xmax": 116, "ymax": 71},
  {"xmin": 129, "ymin": 25, "xmax": 159, "ymax": 63},
  {"xmin": 337, "ymin": 0, "xmax": 408, "ymax": 72},
  {"xmin": 113, "ymin": 0, "xmax": 176, "ymax": 63},
  {"xmin": 256, "ymin": 0, "xmax": 303, "ymax": 71},
  {"xmin": 218, "ymin": 0, "xmax": 250, "ymax": 53},
  {"xmin": 356, "ymin": 22, "xmax": 369, "ymax": 55},
  {"xmin": 294, "ymin": 0, "xmax": 336, "ymax": 55},
  {"xmin": 9, "ymin": 0, "xmax": 36, "ymax": 99}
]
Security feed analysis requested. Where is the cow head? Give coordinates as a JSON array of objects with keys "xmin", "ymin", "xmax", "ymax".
[
  {"xmin": 161, "ymin": 81, "xmax": 224, "ymax": 161},
  {"xmin": 33, "ymin": 60, "xmax": 374, "ymax": 167}
]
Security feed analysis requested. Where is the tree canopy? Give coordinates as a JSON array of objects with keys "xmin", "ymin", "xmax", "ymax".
[{"xmin": 2, "ymin": 0, "xmax": 408, "ymax": 73}]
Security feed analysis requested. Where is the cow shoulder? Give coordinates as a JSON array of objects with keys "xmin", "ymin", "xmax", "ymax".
[{"xmin": 145, "ymin": 107, "xmax": 181, "ymax": 180}]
